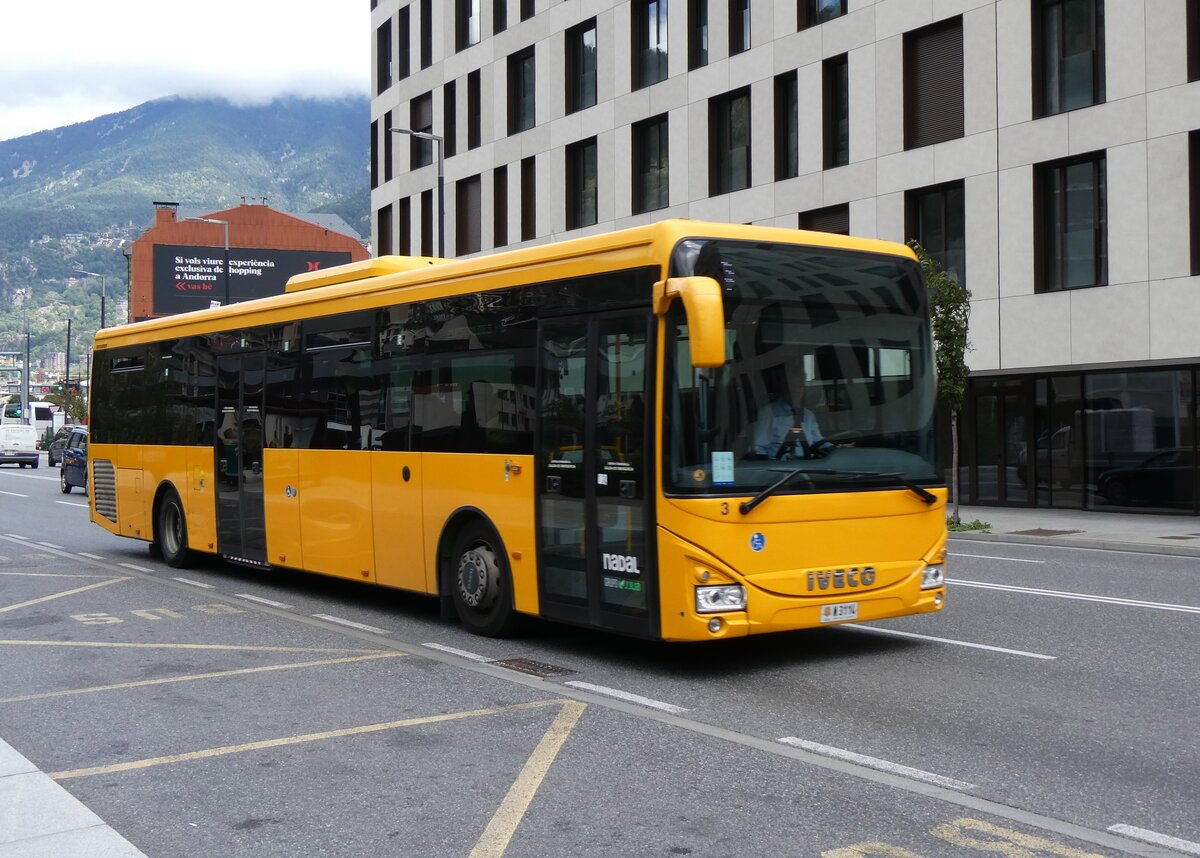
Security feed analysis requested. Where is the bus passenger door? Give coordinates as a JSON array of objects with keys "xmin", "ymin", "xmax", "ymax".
[
  {"xmin": 537, "ymin": 313, "xmax": 656, "ymax": 637},
  {"xmin": 216, "ymin": 353, "xmax": 267, "ymax": 566}
]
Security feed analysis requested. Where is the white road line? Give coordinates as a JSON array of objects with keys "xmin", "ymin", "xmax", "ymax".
[
  {"xmin": 949, "ymin": 552, "xmax": 1045, "ymax": 563},
  {"xmin": 235, "ymin": 593, "xmax": 293, "ymax": 609},
  {"xmin": 78, "ymin": 552, "xmax": 104, "ymax": 560},
  {"xmin": 5, "ymin": 533, "xmax": 29, "ymax": 540},
  {"xmin": 312, "ymin": 614, "xmax": 390, "ymax": 635},
  {"xmin": 779, "ymin": 738, "xmax": 975, "ymax": 791},
  {"xmin": 563, "ymin": 680, "xmax": 690, "ymax": 714},
  {"xmin": 173, "ymin": 577, "xmax": 215, "ymax": 589},
  {"xmin": 950, "ymin": 579, "xmax": 1200, "ymax": 615},
  {"xmin": 851, "ymin": 625, "xmax": 1057, "ymax": 660},
  {"xmin": 1108, "ymin": 825, "xmax": 1200, "ymax": 856},
  {"xmin": 0, "ymin": 490, "xmax": 29, "ymax": 498},
  {"xmin": 119, "ymin": 562, "xmax": 152, "ymax": 573},
  {"xmin": 57, "ymin": 500, "xmax": 89, "ymax": 508},
  {"xmin": 422, "ymin": 642, "xmax": 490, "ymax": 661},
  {"xmin": 37, "ymin": 541, "xmax": 64, "ymax": 549}
]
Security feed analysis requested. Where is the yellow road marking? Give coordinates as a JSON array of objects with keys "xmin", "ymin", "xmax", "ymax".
[
  {"xmin": 0, "ymin": 577, "xmax": 131, "ymax": 613},
  {"xmin": 469, "ymin": 701, "xmax": 587, "ymax": 858},
  {"xmin": 0, "ymin": 640, "xmax": 385, "ymax": 654},
  {"xmin": 0, "ymin": 653, "xmax": 406, "ymax": 704},
  {"xmin": 49, "ymin": 699, "xmax": 566, "ymax": 780}
]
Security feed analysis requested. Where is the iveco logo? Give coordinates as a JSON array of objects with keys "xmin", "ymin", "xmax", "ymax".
[{"xmin": 806, "ymin": 567, "xmax": 877, "ymax": 591}]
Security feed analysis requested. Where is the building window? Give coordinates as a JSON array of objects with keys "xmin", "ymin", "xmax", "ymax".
[
  {"xmin": 509, "ymin": 47, "xmax": 536, "ymax": 135},
  {"xmin": 905, "ymin": 17, "xmax": 963, "ymax": 150},
  {"xmin": 398, "ymin": 197, "xmax": 411, "ymax": 255},
  {"xmin": 397, "ymin": 8, "xmax": 411, "ymax": 80},
  {"xmin": 495, "ymin": 165, "xmax": 508, "ymax": 247},
  {"xmin": 774, "ymin": 71, "xmax": 798, "ymax": 180},
  {"xmin": 907, "ymin": 181, "xmax": 966, "ymax": 285},
  {"xmin": 456, "ymin": 174, "xmax": 482, "ymax": 255},
  {"xmin": 444, "ymin": 82, "xmax": 457, "ymax": 158},
  {"xmin": 420, "ymin": 0, "xmax": 432, "ymax": 69},
  {"xmin": 521, "ymin": 156, "xmax": 536, "ymax": 241},
  {"xmin": 420, "ymin": 189, "xmax": 433, "ymax": 256},
  {"xmin": 709, "ymin": 87, "xmax": 751, "ymax": 196},
  {"xmin": 410, "ymin": 93, "xmax": 433, "ymax": 169},
  {"xmin": 521, "ymin": 0, "xmax": 534, "ymax": 21},
  {"xmin": 633, "ymin": 0, "xmax": 668, "ymax": 89},
  {"xmin": 566, "ymin": 19, "xmax": 598, "ymax": 114},
  {"xmin": 799, "ymin": 204, "xmax": 849, "ymax": 234},
  {"xmin": 1036, "ymin": 152, "xmax": 1107, "ymax": 292},
  {"xmin": 468, "ymin": 71, "xmax": 481, "ymax": 149},
  {"xmin": 730, "ymin": 0, "xmax": 750, "ymax": 54},
  {"xmin": 566, "ymin": 138, "xmax": 598, "ymax": 230},
  {"xmin": 495, "ymin": 0, "xmax": 507, "ymax": 34},
  {"xmin": 376, "ymin": 20, "xmax": 393, "ymax": 95},
  {"xmin": 1190, "ymin": 0, "xmax": 1199, "ymax": 81},
  {"xmin": 371, "ymin": 119, "xmax": 379, "ymax": 189},
  {"xmin": 1191, "ymin": 132, "xmax": 1199, "ymax": 275},
  {"xmin": 633, "ymin": 114, "xmax": 669, "ymax": 214},
  {"xmin": 688, "ymin": 0, "xmax": 709, "ymax": 69},
  {"xmin": 384, "ymin": 111, "xmax": 394, "ymax": 182},
  {"xmin": 457, "ymin": 0, "xmax": 481, "ymax": 50},
  {"xmin": 823, "ymin": 54, "xmax": 849, "ymax": 168},
  {"xmin": 377, "ymin": 204, "xmax": 393, "ymax": 256},
  {"xmin": 1034, "ymin": 0, "xmax": 1105, "ymax": 117},
  {"xmin": 799, "ymin": 0, "xmax": 845, "ymax": 30}
]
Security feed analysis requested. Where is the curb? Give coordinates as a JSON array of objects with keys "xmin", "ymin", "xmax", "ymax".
[{"xmin": 949, "ymin": 530, "xmax": 1200, "ymax": 560}]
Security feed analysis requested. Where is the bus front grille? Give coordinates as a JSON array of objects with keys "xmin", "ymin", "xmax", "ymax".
[{"xmin": 93, "ymin": 459, "xmax": 117, "ymax": 522}]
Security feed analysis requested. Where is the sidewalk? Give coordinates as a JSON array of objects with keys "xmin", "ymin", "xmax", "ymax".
[{"xmin": 950, "ymin": 504, "xmax": 1200, "ymax": 558}]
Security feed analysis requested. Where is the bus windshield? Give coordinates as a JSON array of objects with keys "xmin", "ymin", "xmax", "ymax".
[{"xmin": 664, "ymin": 239, "xmax": 940, "ymax": 496}]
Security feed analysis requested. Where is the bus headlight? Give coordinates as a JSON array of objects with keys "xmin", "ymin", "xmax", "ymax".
[
  {"xmin": 695, "ymin": 584, "xmax": 746, "ymax": 613},
  {"xmin": 921, "ymin": 564, "xmax": 945, "ymax": 589}
]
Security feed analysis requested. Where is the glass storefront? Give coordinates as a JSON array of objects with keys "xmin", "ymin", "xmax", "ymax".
[{"xmin": 960, "ymin": 367, "xmax": 1198, "ymax": 515}]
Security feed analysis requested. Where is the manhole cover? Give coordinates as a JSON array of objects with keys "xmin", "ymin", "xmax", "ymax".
[
  {"xmin": 488, "ymin": 658, "xmax": 574, "ymax": 677},
  {"xmin": 1009, "ymin": 528, "xmax": 1083, "ymax": 536}
]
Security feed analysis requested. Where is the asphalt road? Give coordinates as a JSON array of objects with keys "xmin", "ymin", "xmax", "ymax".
[{"xmin": 1, "ymin": 458, "xmax": 1197, "ymax": 857}]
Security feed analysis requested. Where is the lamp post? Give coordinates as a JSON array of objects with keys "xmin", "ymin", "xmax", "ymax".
[
  {"xmin": 182, "ymin": 216, "xmax": 231, "ymax": 306},
  {"xmin": 391, "ymin": 127, "xmax": 445, "ymax": 257},
  {"xmin": 73, "ymin": 265, "xmax": 108, "ymax": 329},
  {"xmin": 48, "ymin": 299, "xmax": 72, "ymax": 393}
]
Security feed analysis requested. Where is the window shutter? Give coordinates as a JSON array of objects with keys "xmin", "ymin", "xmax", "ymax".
[{"xmin": 905, "ymin": 17, "xmax": 964, "ymax": 150}]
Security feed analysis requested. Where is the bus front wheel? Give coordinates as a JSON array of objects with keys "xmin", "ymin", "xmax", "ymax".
[
  {"xmin": 157, "ymin": 488, "xmax": 195, "ymax": 569},
  {"xmin": 449, "ymin": 521, "xmax": 518, "ymax": 637}
]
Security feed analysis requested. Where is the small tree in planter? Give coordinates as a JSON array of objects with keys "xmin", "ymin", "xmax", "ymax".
[{"xmin": 908, "ymin": 241, "xmax": 970, "ymax": 525}]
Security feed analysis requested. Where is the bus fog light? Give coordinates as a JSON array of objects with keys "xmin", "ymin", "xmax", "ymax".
[
  {"xmin": 695, "ymin": 585, "xmax": 746, "ymax": 613},
  {"xmin": 921, "ymin": 564, "xmax": 945, "ymax": 589},
  {"xmin": 707, "ymin": 617, "xmax": 723, "ymax": 633}
]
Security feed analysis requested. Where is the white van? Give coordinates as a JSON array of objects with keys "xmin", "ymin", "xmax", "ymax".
[{"xmin": 0, "ymin": 424, "xmax": 40, "ymax": 468}]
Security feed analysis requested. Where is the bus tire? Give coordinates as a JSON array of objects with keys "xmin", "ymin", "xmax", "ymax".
[
  {"xmin": 449, "ymin": 520, "xmax": 519, "ymax": 637},
  {"xmin": 156, "ymin": 488, "xmax": 195, "ymax": 569}
]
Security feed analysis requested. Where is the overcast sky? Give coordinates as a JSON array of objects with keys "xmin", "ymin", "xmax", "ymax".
[{"xmin": 0, "ymin": 1, "xmax": 370, "ymax": 142}]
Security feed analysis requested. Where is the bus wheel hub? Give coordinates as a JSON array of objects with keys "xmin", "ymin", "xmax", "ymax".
[{"xmin": 458, "ymin": 546, "xmax": 495, "ymax": 608}]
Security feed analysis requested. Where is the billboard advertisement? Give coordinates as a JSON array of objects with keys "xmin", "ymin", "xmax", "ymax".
[{"xmin": 152, "ymin": 245, "xmax": 353, "ymax": 315}]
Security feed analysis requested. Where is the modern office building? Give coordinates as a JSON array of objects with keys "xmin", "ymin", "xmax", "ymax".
[{"xmin": 370, "ymin": 0, "xmax": 1200, "ymax": 515}]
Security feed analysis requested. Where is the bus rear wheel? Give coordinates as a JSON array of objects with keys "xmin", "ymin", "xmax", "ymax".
[
  {"xmin": 450, "ymin": 521, "xmax": 519, "ymax": 637},
  {"xmin": 157, "ymin": 488, "xmax": 195, "ymax": 569}
]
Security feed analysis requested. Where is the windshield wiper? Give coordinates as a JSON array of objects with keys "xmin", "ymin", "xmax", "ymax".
[{"xmin": 739, "ymin": 468, "xmax": 936, "ymax": 515}]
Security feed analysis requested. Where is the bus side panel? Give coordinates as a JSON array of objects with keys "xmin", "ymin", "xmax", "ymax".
[
  {"xmin": 297, "ymin": 450, "xmax": 376, "ymax": 583},
  {"xmin": 421, "ymin": 453, "xmax": 537, "ymax": 615},
  {"xmin": 89, "ymin": 443, "xmax": 122, "ymax": 536},
  {"xmin": 372, "ymin": 452, "xmax": 428, "ymax": 593},
  {"xmin": 142, "ymin": 447, "xmax": 193, "ymax": 547},
  {"xmin": 116, "ymin": 446, "xmax": 147, "ymax": 541},
  {"xmin": 263, "ymin": 448, "xmax": 301, "ymax": 568},
  {"xmin": 185, "ymin": 446, "xmax": 217, "ymax": 554}
]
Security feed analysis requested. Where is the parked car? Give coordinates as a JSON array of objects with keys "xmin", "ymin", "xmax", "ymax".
[
  {"xmin": 1096, "ymin": 447, "xmax": 1195, "ymax": 508},
  {"xmin": 0, "ymin": 424, "xmax": 40, "ymax": 468},
  {"xmin": 46, "ymin": 427, "xmax": 72, "ymax": 466},
  {"xmin": 60, "ymin": 427, "xmax": 89, "ymax": 493}
]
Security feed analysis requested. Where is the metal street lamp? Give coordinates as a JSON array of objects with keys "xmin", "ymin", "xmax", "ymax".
[
  {"xmin": 47, "ymin": 299, "xmax": 73, "ymax": 394},
  {"xmin": 182, "ymin": 216, "xmax": 231, "ymax": 306},
  {"xmin": 391, "ymin": 127, "xmax": 445, "ymax": 258},
  {"xmin": 73, "ymin": 265, "xmax": 107, "ymax": 329}
]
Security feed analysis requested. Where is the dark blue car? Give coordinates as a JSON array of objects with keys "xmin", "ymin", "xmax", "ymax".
[{"xmin": 60, "ymin": 427, "xmax": 89, "ymax": 494}]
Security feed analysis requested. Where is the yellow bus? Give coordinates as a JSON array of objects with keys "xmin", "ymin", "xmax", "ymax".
[{"xmin": 88, "ymin": 220, "xmax": 947, "ymax": 642}]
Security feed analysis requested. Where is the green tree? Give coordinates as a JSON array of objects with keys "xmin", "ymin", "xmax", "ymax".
[
  {"xmin": 908, "ymin": 241, "xmax": 971, "ymax": 525},
  {"xmin": 47, "ymin": 388, "xmax": 88, "ymax": 425}
]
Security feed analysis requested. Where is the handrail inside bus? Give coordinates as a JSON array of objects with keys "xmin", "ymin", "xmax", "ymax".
[{"xmin": 285, "ymin": 255, "xmax": 451, "ymax": 293}]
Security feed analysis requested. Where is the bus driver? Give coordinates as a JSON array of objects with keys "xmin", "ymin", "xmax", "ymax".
[{"xmin": 748, "ymin": 362, "xmax": 823, "ymax": 459}]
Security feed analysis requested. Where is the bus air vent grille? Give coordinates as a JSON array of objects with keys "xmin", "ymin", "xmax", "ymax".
[{"xmin": 93, "ymin": 459, "xmax": 117, "ymax": 522}]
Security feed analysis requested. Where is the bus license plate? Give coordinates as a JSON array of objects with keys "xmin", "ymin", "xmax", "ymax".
[{"xmin": 820, "ymin": 602, "xmax": 858, "ymax": 623}]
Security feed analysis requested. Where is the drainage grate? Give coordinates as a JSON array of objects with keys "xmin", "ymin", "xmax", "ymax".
[
  {"xmin": 1009, "ymin": 528, "xmax": 1083, "ymax": 537},
  {"xmin": 488, "ymin": 657, "xmax": 575, "ymax": 677}
]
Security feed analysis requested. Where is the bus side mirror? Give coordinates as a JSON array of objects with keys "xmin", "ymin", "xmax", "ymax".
[{"xmin": 652, "ymin": 276, "xmax": 726, "ymax": 368}]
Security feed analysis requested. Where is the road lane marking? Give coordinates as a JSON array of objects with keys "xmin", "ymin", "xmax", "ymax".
[
  {"xmin": 949, "ymin": 579, "xmax": 1200, "ymax": 615},
  {"xmin": 57, "ymin": 500, "xmax": 89, "ymax": 508},
  {"xmin": 173, "ymin": 577, "xmax": 214, "ymax": 589},
  {"xmin": 780, "ymin": 738, "xmax": 975, "ymax": 791},
  {"xmin": 5, "ymin": 533, "xmax": 29, "ymax": 539},
  {"xmin": 77, "ymin": 552, "xmax": 104, "ymax": 559},
  {"xmin": 850, "ymin": 625, "xmax": 1057, "ymax": 660},
  {"xmin": 0, "ymin": 490, "xmax": 29, "ymax": 497},
  {"xmin": 563, "ymin": 680, "xmax": 690, "ymax": 714},
  {"xmin": 949, "ymin": 552, "xmax": 1045, "ymax": 563},
  {"xmin": 423, "ymin": 642, "xmax": 490, "ymax": 661},
  {"xmin": 0, "ymin": 640, "xmax": 383, "ymax": 653},
  {"xmin": 49, "ymin": 699, "xmax": 566, "ymax": 780},
  {"xmin": 1107, "ymin": 825, "xmax": 1200, "ymax": 856},
  {"xmin": 0, "ymin": 653, "xmax": 405, "ymax": 704},
  {"xmin": 470, "ymin": 701, "xmax": 586, "ymax": 858},
  {"xmin": 0, "ymin": 577, "xmax": 131, "ymax": 614},
  {"xmin": 0, "ymin": 570, "xmax": 115, "ymax": 579},
  {"xmin": 312, "ymin": 614, "xmax": 390, "ymax": 635},
  {"xmin": 235, "ymin": 593, "xmax": 293, "ymax": 609},
  {"xmin": 36, "ymin": 541, "xmax": 64, "ymax": 549},
  {"xmin": 119, "ymin": 562, "xmax": 152, "ymax": 573}
]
